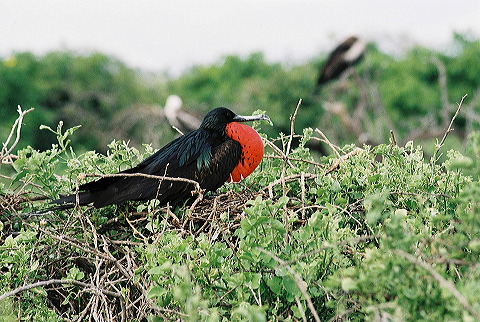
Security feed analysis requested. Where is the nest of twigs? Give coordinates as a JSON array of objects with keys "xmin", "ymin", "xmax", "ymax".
[{"xmin": 0, "ymin": 187, "xmax": 268, "ymax": 321}]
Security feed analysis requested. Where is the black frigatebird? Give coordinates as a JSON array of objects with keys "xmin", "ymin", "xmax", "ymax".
[
  {"xmin": 50, "ymin": 107, "xmax": 270, "ymax": 209},
  {"xmin": 164, "ymin": 95, "xmax": 202, "ymax": 134},
  {"xmin": 313, "ymin": 36, "xmax": 366, "ymax": 94}
]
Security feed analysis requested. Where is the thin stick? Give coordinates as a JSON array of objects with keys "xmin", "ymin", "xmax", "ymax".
[
  {"xmin": 286, "ymin": 99, "xmax": 302, "ymax": 157},
  {"xmin": 301, "ymin": 172, "xmax": 306, "ymax": 219},
  {"xmin": 295, "ymin": 296, "xmax": 308, "ymax": 322},
  {"xmin": 314, "ymin": 129, "xmax": 341, "ymax": 158},
  {"xmin": 437, "ymin": 94, "xmax": 467, "ymax": 148},
  {"xmin": 263, "ymin": 138, "xmax": 295, "ymax": 168},
  {"xmin": 171, "ymin": 125, "xmax": 184, "ymax": 135},
  {"xmin": 326, "ymin": 147, "xmax": 363, "ymax": 174},
  {"xmin": 389, "ymin": 130, "xmax": 397, "ymax": 146},
  {"xmin": 260, "ymin": 173, "xmax": 318, "ymax": 193}
]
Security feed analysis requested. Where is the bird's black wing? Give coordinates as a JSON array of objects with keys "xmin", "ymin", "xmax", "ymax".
[{"xmin": 53, "ymin": 129, "xmax": 241, "ymax": 208}]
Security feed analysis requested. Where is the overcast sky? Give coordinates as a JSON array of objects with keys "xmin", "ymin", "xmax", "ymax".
[{"xmin": 2, "ymin": 0, "xmax": 479, "ymax": 75}]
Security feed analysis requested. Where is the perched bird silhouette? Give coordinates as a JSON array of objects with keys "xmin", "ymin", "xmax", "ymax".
[
  {"xmin": 313, "ymin": 36, "xmax": 366, "ymax": 95},
  {"xmin": 50, "ymin": 107, "xmax": 270, "ymax": 210},
  {"xmin": 164, "ymin": 95, "xmax": 202, "ymax": 134}
]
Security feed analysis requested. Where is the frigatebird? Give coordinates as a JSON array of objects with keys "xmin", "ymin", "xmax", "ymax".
[
  {"xmin": 313, "ymin": 36, "xmax": 366, "ymax": 94},
  {"xmin": 50, "ymin": 107, "xmax": 270, "ymax": 209},
  {"xmin": 164, "ymin": 95, "xmax": 202, "ymax": 134}
]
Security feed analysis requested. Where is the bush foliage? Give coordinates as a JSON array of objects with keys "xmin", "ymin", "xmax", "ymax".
[{"xmin": 1, "ymin": 110, "xmax": 479, "ymax": 320}]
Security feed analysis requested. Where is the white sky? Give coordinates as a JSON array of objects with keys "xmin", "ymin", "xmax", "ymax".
[{"xmin": 2, "ymin": 0, "xmax": 479, "ymax": 75}]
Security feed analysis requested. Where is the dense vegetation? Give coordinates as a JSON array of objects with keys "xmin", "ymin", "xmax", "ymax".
[
  {"xmin": 0, "ymin": 33, "xmax": 480, "ymax": 320},
  {"xmin": 1, "ymin": 33, "xmax": 479, "ymax": 153}
]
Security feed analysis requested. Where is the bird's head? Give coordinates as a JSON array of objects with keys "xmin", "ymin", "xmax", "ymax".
[{"xmin": 200, "ymin": 107, "xmax": 270, "ymax": 132}]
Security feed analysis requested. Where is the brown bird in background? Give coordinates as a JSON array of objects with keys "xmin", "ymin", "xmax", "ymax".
[{"xmin": 313, "ymin": 35, "xmax": 366, "ymax": 95}]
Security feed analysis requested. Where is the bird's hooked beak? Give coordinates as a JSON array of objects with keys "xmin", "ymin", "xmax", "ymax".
[{"xmin": 232, "ymin": 113, "xmax": 271, "ymax": 125}]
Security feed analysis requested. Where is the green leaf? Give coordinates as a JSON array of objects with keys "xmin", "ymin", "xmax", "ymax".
[
  {"xmin": 239, "ymin": 252, "xmax": 255, "ymax": 263},
  {"xmin": 240, "ymin": 218, "xmax": 252, "ymax": 232},
  {"xmin": 254, "ymin": 216, "xmax": 270, "ymax": 226},
  {"xmin": 266, "ymin": 276, "xmax": 282, "ymax": 295},
  {"xmin": 148, "ymin": 262, "xmax": 172, "ymax": 275},
  {"xmin": 282, "ymin": 276, "xmax": 300, "ymax": 298},
  {"xmin": 11, "ymin": 170, "xmax": 27, "ymax": 184},
  {"xmin": 270, "ymin": 219, "xmax": 286, "ymax": 234},
  {"xmin": 245, "ymin": 272, "xmax": 262, "ymax": 289},
  {"xmin": 146, "ymin": 286, "xmax": 167, "ymax": 299}
]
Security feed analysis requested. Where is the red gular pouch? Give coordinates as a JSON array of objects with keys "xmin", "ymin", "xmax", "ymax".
[{"xmin": 225, "ymin": 122, "xmax": 265, "ymax": 182}]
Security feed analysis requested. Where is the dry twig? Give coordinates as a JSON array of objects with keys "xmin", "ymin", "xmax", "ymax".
[
  {"xmin": 286, "ymin": 99, "xmax": 302, "ymax": 157},
  {"xmin": 1, "ymin": 106, "xmax": 34, "ymax": 165},
  {"xmin": 314, "ymin": 129, "xmax": 341, "ymax": 157},
  {"xmin": 436, "ymin": 94, "xmax": 467, "ymax": 150},
  {"xmin": 326, "ymin": 147, "xmax": 363, "ymax": 174}
]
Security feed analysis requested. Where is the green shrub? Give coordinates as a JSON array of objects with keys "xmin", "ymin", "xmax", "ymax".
[{"xmin": 1, "ymin": 115, "xmax": 479, "ymax": 320}]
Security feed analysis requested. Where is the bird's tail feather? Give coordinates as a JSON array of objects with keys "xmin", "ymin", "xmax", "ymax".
[{"xmin": 37, "ymin": 192, "xmax": 94, "ymax": 213}]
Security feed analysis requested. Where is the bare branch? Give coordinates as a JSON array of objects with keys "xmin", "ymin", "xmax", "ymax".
[
  {"xmin": 1, "ymin": 106, "xmax": 34, "ymax": 164},
  {"xmin": 326, "ymin": 147, "xmax": 363, "ymax": 174},
  {"xmin": 260, "ymin": 173, "xmax": 318, "ymax": 194},
  {"xmin": 436, "ymin": 94, "xmax": 467, "ymax": 153},
  {"xmin": 314, "ymin": 129, "xmax": 341, "ymax": 158},
  {"xmin": 263, "ymin": 137, "xmax": 295, "ymax": 168},
  {"xmin": 286, "ymin": 99, "xmax": 302, "ymax": 156},
  {"xmin": 389, "ymin": 130, "xmax": 397, "ymax": 146}
]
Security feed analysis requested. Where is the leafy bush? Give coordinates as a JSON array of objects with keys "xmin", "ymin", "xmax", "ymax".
[{"xmin": 1, "ymin": 105, "xmax": 479, "ymax": 320}]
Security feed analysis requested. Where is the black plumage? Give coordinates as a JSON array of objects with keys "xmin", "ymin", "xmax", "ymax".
[{"xmin": 51, "ymin": 107, "xmax": 269, "ymax": 209}]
